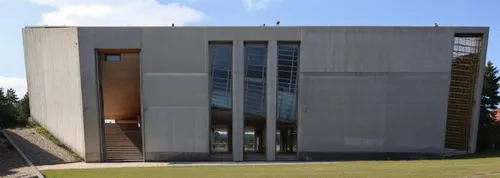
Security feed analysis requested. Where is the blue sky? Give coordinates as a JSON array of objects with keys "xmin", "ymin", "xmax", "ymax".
[{"xmin": 0, "ymin": 0, "xmax": 498, "ymax": 96}]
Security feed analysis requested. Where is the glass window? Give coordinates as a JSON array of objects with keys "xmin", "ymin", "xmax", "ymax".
[
  {"xmin": 277, "ymin": 43, "xmax": 300, "ymax": 121},
  {"xmin": 104, "ymin": 54, "xmax": 121, "ymax": 62},
  {"xmin": 210, "ymin": 43, "xmax": 232, "ymax": 109},
  {"xmin": 244, "ymin": 43, "xmax": 267, "ymax": 116}
]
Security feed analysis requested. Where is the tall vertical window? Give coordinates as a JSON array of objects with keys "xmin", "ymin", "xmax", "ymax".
[
  {"xmin": 210, "ymin": 43, "xmax": 232, "ymax": 109},
  {"xmin": 244, "ymin": 43, "xmax": 268, "ymax": 116},
  {"xmin": 277, "ymin": 42, "xmax": 299, "ymax": 121},
  {"xmin": 445, "ymin": 34, "xmax": 483, "ymax": 150}
]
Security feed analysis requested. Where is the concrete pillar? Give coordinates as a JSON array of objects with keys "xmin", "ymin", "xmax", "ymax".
[
  {"xmin": 266, "ymin": 41, "xmax": 277, "ymax": 161},
  {"xmin": 469, "ymin": 34, "xmax": 489, "ymax": 153},
  {"xmin": 232, "ymin": 41, "xmax": 244, "ymax": 161}
]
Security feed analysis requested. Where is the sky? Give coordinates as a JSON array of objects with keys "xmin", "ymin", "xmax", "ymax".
[{"xmin": 0, "ymin": 0, "xmax": 498, "ymax": 96}]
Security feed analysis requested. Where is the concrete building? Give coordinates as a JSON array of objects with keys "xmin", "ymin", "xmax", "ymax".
[{"xmin": 22, "ymin": 26, "xmax": 489, "ymax": 162}]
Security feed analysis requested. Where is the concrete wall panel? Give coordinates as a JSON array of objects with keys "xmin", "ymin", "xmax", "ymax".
[
  {"xmin": 299, "ymin": 73, "xmax": 450, "ymax": 152},
  {"xmin": 92, "ymin": 27, "xmax": 141, "ymax": 49},
  {"xmin": 299, "ymin": 74, "xmax": 388, "ymax": 152},
  {"xmin": 78, "ymin": 28, "xmax": 102, "ymax": 162},
  {"xmin": 23, "ymin": 28, "xmax": 46, "ymax": 134},
  {"xmin": 141, "ymin": 28, "xmax": 206, "ymax": 73},
  {"xmin": 23, "ymin": 27, "xmax": 86, "ymax": 157},
  {"xmin": 144, "ymin": 107, "xmax": 209, "ymax": 152},
  {"xmin": 298, "ymin": 27, "xmax": 456, "ymax": 154},
  {"xmin": 141, "ymin": 27, "xmax": 210, "ymax": 161},
  {"xmin": 142, "ymin": 74, "xmax": 208, "ymax": 107},
  {"xmin": 300, "ymin": 27, "xmax": 454, "ymax": 73},
  {"xmin": 205, "ymin": 27, "xmax": 301, "ymax": 41},
  {"xmin": 384, "ymin": 74, "xmax": 450, "ymax": 151}
]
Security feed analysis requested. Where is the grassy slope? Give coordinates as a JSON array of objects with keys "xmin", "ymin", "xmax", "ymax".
[
  {"xmin": 29, "ymin": 120, "xmax": 83, "ymax": 161},
  {"xmin": 43, "ymin": 157, "xmax": 500, "ymax": 178}
]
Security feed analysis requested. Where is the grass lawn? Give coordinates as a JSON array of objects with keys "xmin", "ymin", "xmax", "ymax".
[{"xmin": 42, "ymin": 157, "xmax": 500, "ymax": 178}]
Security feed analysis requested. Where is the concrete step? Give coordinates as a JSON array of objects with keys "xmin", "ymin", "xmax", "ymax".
[
  {"xmin": 106, "ymin": 154, "xmax": 142, "ymax": 157},
  {"xmin": 105, "ymin": 147, "xmax": 142, "ymax": 150},
  {"xmin": 104, "ymin": 123, "xmax": 143, "ymax": 162}
]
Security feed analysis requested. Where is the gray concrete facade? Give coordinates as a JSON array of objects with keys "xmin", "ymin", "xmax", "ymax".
[
  {"xmin": 23, "ymin": 27, "xmax": 86, "ymax": 157},
  {"xmin": 298, "ymin": 28, "xmax": 454, "ymax": 155},
  {"xmin": 22, "ymin": 26, "xmax": 489, "ymax": 162}
]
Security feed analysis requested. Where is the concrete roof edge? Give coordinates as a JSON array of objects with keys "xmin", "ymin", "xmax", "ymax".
[
  {"xmin": 23, "ymin": 26, "xmax": 77, "ymax": 29},
  {"xmin": 22, "ymin": 25, "xmax": 490, "ymax": 28}
]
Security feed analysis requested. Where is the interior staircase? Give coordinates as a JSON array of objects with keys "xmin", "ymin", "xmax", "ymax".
[{"xmin": 104, "ymin": 123, "xmax": 143, "ymax": 162}]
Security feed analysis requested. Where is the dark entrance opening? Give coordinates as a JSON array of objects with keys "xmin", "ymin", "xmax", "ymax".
[{"xmin": 98, "ymin": 49, "xmax": 143, "ymax": 162}]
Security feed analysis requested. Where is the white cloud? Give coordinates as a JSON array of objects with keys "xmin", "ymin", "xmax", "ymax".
[
  {"xmin": 30, "ymin": 0, "xmax": 122, "ymax": 6},
  {"xmin": 186, "ymin": 0, "xmax": 201, "ymax": 3},
  {"xmin": 30, "ymin": 0, "xmax": 205, "ymax": 26},
  {"xmin": 0, "ymin": 76, "xmax": 27, "ymax": 97},
  {"xmin": 243, "ymin": 0, "xmax": 282, "ymax": 11}
]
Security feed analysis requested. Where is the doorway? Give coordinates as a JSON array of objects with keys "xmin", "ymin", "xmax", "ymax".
[{"xmin": 98, "ymin": 49, "xmax": 143, "ymax": 162}]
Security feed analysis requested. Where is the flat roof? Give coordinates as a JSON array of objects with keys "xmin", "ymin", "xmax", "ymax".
[{"xmin": 24, "ymin": 25, "xmax": 489, "ymax": 29}]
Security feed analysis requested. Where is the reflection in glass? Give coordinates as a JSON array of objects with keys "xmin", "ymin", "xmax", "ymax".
[
  {"xmin": 209, "ymin": 42, "xmax": 233, "ymax": 155},
  {"xmin": 277, "ymin": 43, "xmax": 299, "ymax": 121},
  {"xmin": 276, "ymin": 42, "xmax": 299, "ymax": 155},
  {"xmin": 244, "ymin": 43, "xmax": 268, "ymax": 116},
  {"xmin": 210, "ymin": 43, "xmax": 232, "ymax": 109},
  {"xmin": 453, "ymin": 37, "xmax": 482, "ymax": 58}
]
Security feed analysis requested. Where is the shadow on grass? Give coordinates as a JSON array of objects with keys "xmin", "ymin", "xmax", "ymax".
[{"xmin": 445, "ymin": 151, "xmax": 500, "ymax": 160}]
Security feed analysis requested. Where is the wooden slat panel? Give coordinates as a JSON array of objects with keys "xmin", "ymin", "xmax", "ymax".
[
  {"xmin": 444, "ymin": 36, "xmax": 482, "ymax": 150},
  {"xmin": 100, "ymin": 53, "xmax": 141, "ymax": 120}
]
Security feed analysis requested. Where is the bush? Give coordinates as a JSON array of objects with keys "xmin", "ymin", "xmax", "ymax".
[
  {"xmin": 0, "ymin": 88, "xmax": 18, "ymax": 128},
  {"xmin": 16, "ymin": 93, "xmax": 30, "ymax": 127},
  {"xmin": 0, "ymin": 88, "xmax": 30, "ymax": 128}
]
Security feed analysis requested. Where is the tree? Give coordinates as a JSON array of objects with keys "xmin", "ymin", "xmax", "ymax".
[
  {"xmin": 6, "ymin": 88, "xmax": 18, "ymax": 104},
  {"xmin": 0, "ymin": 88, "xmax": 18, "ymax": 128},
  {"xmin": 0, "ymin": 88, "xmax": 6, "ymax": 103},
  {"xmin": 477, "ymin": 61, "xmax": 500, "ymax": 151},
  {"xmin": 0, "ymin": 88, "xmax": 30, "ymax": 128},
  {"xmin": 16, "ymin": 93, "xmax": 30, "ymax": 126}
]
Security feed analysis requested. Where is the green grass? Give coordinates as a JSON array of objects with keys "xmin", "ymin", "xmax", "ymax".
[{"xmin": 43, "ymin": 156, "xmax": 500, "ymax": 178}]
